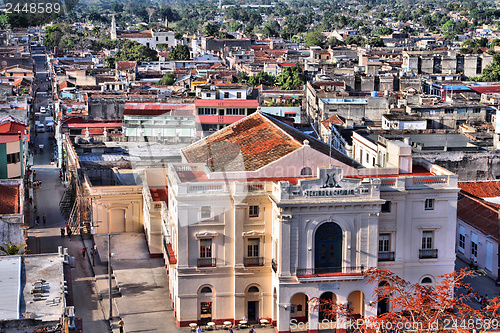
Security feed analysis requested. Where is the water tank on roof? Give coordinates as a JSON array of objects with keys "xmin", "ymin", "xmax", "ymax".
[{"xmin": 371, "ymin": 91, "xmax": 378, "ymax": 97}]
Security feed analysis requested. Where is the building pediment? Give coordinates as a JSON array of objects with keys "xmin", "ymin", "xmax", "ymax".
[{"xmin": 195, "ymin": 231, "xmax": 218, "ymax": 238}]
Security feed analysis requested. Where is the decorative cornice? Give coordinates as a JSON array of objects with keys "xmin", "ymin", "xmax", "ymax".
[
  {"xmin": 242, "ymin": 230, "xmax": 265, "ymax": 237},
  {"xmin": 195, "ymin": 231, "xmax": 219, "ymax": 238},
  {"xmin": 417, "ymin": 224, "xmax": 441, "ymax": 230}
]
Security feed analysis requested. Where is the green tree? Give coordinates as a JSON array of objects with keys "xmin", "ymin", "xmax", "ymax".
[
  {"xmin": 111, "ymin": 40, "xmax": 158, "ymax": 65},
  {"xmin": 236, "ymin": 71, "xmax": 249, "ymax": 84},
  {"xmin": 275, "ymin": 66, "xmax": 305, "ymax": 90},
  {"xmin": 442, "ymin": 20, "xmax": 455, "ymax": 32},
  {"xmin": 157, "ymin": 72, "xmax": 176, "ymax": 85},
  {"xmin": 305, "ymin": 31, "xmax": 326, "ymax": 48},
  {"xmin": 0, "ymin": 243, "xmax": 24, "ymax": 256},
  {"xmin": 363, "ymin": 37, "xmax": 384, "ymax": 47},
  {"xmin": 371, "ymin": 27, "xmax": 393, "ymax": 35},
  {"xmin": 478, "ymin": 53, "xmax": 500, "ymax": 81},
  {"xmin": 491, "ymin": 39, "xmax": 500, "ymax": 48},
  {"xmin": 167, "ymin": 44, "xmax": 190, "ymax": 60},
  {"xmin": 327, "ymin": 37, "xmax": 345, "ymax": 48},
  {"xmin": 204, "ymin": 22, "xmax": 220, "ymax": 37},
  {"xmin": 248, "ymin": 71, "xmax": 276, "ymax": 87}
]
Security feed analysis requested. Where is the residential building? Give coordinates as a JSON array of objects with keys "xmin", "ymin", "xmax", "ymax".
[
  {"xmin": 382, "ymin": 114, "xmax": 427, "ymax": 130},
  {"xmin": 456, "ymin": 188, "xmax": 499, "ymax": 280},
  {"xmin": 0, "ymin": 179, "xmax": 24, "ymax": 246},
  {"xmin": 122, "ymin": 102, "xmax": 197, "ymax": 143},
  {"xmin": 160, "ymin": 112, "xmax": 458, "ymax": 330}
]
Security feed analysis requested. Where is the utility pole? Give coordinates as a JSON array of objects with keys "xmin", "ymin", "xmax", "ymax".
[{"xmin": 108, "ymin": 233, "xmax": 112, "ymax": 320}]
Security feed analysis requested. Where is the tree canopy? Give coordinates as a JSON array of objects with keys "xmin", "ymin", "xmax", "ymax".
[
  {"xmin": 275, "ymin": 66, "xmax": 305, "ymax": 90},
  {"xmin": 106, "ymin": 40, "xmax": 158, "ymax": 68},
  {"xmin": 167, "ymin": 44, "xmax": 190, "ymax": 61}
]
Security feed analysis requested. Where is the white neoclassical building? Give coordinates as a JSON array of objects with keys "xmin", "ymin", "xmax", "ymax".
[{"xmin": 157, "ymin": 112, "xmax": 458, "ymax": 332}]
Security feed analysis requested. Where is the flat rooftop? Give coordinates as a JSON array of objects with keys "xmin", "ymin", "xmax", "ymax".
[{"xmin": 0, "ymin": 256, "xmax": 21, "ymax": 320}]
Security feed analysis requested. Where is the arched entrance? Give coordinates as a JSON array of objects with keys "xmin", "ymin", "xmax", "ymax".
[
  {"xmin": 315, "ymin": 222, "xmax": 342, "ymax": 273},
  {"xmin": 318, "ymin": 292, "xmax": 337, "ymax": 323},
  {"xmin": 290, "ymin": 293, "xmax": 309, "ymax": 326},
  {"xmin": 377, "ymin": 281, "xmax": 390, "ymax": 315},
  {"xmin": 347, "ymin": 291, "xmax": 364, "ymax": 319},
  {"xmin": 198, "ymin": 286, "xmax": 214, "ymax": 325},
  {"xmin": 245, "ymin": 285, "xmax": 261, "ymax": 323}
]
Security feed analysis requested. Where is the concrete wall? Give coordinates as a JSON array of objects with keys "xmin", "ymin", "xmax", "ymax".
[
  {"xmin": 0, "ymin": 215, "xmax": 24, "ymax": 245},
  {"xmin": 413, "ymin": 150, "xmax": 500, "ymax": 181}
]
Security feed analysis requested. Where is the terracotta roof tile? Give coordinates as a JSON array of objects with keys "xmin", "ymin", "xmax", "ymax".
[
  {"xmin": 458, "ymin": 181, "xmax": 500, "ymax": 198},
  {"xmin": 0, "ymin": 184, "xmax": 19, "ymax": 214},
  {"xmin": 116, "ymin": 61, "xmax": 137, "ymax": 71},
  {"xmin": 322, "ymin": 114, "xmax": 345, "ymax": 127},
  {"xmin": 183, "ymin": 112, "xmax": 362, "ymax": 172},
  {"xmin": 457, "ymin": 193, "xmax": 499, "ymax": 241}
]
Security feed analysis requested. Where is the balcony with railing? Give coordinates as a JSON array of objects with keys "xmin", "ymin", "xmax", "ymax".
[
  {"xmin": 244, "ymin": 257, "xmax": 264, "ymax": 267},
  {"xmin": 198, "ymin": 257, "xmax": 216, "ymax": 267},
  {"xmin": 378, "ymin": 251, "xmax": 395, "ymax": 262},
  {"xmin": 419, "ymin": 249, "xmax": 438, "ymax": 259},
  {"xmin": 296, "ymin": 266, "xmax": 364, "ymax": 280}
]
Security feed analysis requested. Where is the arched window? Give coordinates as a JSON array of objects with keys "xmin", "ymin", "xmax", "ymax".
[
  {"xmin": 248, "ymin": 286, "xmax": 259, "ymax": 293},
  {"xmin": 200, "ymin": 287, "xmax": 212, "ymax": 293},
  {"xmin": 300, "ymin": 167, "xmax": 312, "ymax": 175},
  {"xmin": 421, "ymin": 277, "xmax": 433, "ymax": 284},
  {"xmin": 315, "ymin": 222, "xmax": 342, "ymax": 272}
]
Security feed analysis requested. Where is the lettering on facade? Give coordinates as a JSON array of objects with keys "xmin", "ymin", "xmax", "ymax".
[{"xmin": 304, "ymin": 189, "xmax": 355, "ymax": 197}]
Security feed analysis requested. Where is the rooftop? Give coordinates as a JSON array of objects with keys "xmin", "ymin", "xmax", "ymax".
[
  {"xmin": 182, "ymin": 112, "xmax": 361, "ymax": 172},
  {"xmin": 459, "ymin": 181, "xmax": 500, "ymax": 198},
  {"xmin": 0, "ymin": 256, "xmax": 21, "ymax": 320},
  {"xmin": 457, "ymin": 193, "xmax": 499, "ymax": 241}
]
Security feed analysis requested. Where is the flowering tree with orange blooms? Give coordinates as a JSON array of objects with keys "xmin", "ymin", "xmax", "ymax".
[{"xmin": 310, "ymin": 268, "xmax": 500, "ymax": 332}]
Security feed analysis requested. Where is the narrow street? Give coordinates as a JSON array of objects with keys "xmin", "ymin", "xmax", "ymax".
[{"xmin": 27, "ymin": 46, "xmax": 109, "ymax": 333}]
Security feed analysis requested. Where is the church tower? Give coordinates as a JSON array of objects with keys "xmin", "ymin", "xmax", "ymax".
[{"xmin": 111, "ymin": 14, "xmax": 117, "ymax": 41}]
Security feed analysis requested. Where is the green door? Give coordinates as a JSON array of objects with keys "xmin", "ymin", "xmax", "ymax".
[{"xmin": 315, "ymin": 223, "xmax": 342, "ymax": 274}]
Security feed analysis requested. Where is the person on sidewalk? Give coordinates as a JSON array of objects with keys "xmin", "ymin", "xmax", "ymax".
[
  {"xmin": 82, "ymin": 248, "xmax": 86, "ymax": 258},
  {"xmin": 118, "ymin": 318, "xmax": 124, "ymax": 333},
  {"xmin": 249, "ymin": 326, "xmax": 256, "ymax": 333},
  {"xmin": 35, "ymin": 216, "xmax": 40, "ymax": 226},
  {"xmin": 42, "ymin": 214, "xmax": 46, "ymax": 225},
  {"xmin": 60, "ymin": 226, "xmax": 65, "ymax": 237}
]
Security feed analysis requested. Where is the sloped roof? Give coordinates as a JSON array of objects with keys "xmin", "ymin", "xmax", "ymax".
[
  {"xmin": 123, "ymin": 103, "xmax": 195, "ymax": 116},
  {"xmin": 457, "ymin": 193, "xmax": 499, "ymax": 241},
  {"xmin": 459, "ymin": 181, "xmax": 500, "ymax": 198},
  {"xmin": 116, "ymin": 61, "xmax": 137, "ymax": 71},
  {"xmin": 182, "ymin": 112, "xmax": 362, "ymax": 172},
  {"xmin": 322, "ymin": 114, "xmax": 345, "ymax": 127}
]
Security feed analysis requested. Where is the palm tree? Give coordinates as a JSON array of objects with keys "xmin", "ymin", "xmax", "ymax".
[{"xmin": 0, "ymin": 243, "xmax": 25, "ymax": 256}]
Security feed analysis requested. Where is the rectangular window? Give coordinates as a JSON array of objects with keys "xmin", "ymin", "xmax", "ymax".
[
  {"xmin": 198, "ymin": 107, "xmax": 217, "ymax": 115},
  {"xmin": 473, "ymin": 108, "xmax": 480, "ymax": 113},
  {"xmin": 379, "ymin": 234, "xmax": 390, "ymax": 252},
  {"xmin": 237, "ymin": 92, "xmax": 242, "ymax": 98},
  {"xmin": 200, "ymin": 239, "xmax": 212, "ymax": 258},
  {"xmin": 249, "ymin": 205, "xmax": 259, "ymax": 217},
  {"xmin": 366, "ymin": 153, "xmax": 369, "ymax": 163},
  {"xmin": 381, "ymin": 201, "xmax": 391, "ymax": 213},
  {"xmin": 6, "ymin": 152, "xmax": 20, "ymax": 164},
  {"xmin": 445, "ymin": 108, "xmax": 453, "ymax": 114},
  {"xmin": 422, "ymin": 231, "xmax": 433, "ymax": 249},
  {"xmin": 206, "ymin": 93, "xmax": 211, "ymax": 98},
  {"xmin": 224, "ymin": 92, "xmax": 229, "ymax": 98},
  {"xmin": 247, "ymin": 238, "xmax": 259, "ymax": 257},
  {"xmin": 201, "ymin": 206, "xmax": 211, "ymax": 218},
  {"xmin": 471, "ymin": 232, "xmax": 477, "ymax": 258},
  {"xmin": 458, "ymin": 225, "xmax": 465, "ymax": 252},
  {"xmin": 425, "ymin": 198, "xmax": 434, "ymax": 210}
]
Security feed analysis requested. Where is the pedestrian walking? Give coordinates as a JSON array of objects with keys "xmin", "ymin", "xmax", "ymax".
[
  {"xmin": 33, "ymin": 170, "xmax": 36, "ymax": 178},
  {"xmin": 42, "ymin": 214, "xmax": 46, "ymax": 225},
  {"xmin": 33, "ymin": 205, "xmax": 37, "ymax": 214},
  {"xmin": 35, "ymin": 216, "xmax": 40, "ymax": 225},
  {"xmin": 29, "ymin": 196, "xmax": 32, "ymax": 205},
  {"xmin": 249, "ymin": 326, "xmax": 256, "ymax": 333},
  {"xmin": 82, "ymin": 248, "xmax": 86, "ymax": 258},
  {"xmin": 118, "ymin": 318, "xmax": 124, "ymax": 333},
  {"xmin": 60, "ymin": 226, "xmax": 65, "ymax": 237},
  {"xmin": 67, "ymin": 228, "xmax": 72, "ymax": 238}
]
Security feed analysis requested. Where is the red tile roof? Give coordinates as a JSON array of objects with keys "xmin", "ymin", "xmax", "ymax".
[
  {"xmin": 469, "ymin": 86, "xmax": 500, "ymax": 94},
  {"xmin": 322, "ymin": 115, "xmax": 345, "ymax": 127},
  {"xmin": 116, "ymin": 61, "xmax": 137, "ymax": 71},
  {"xmin": 194, "ymin": 99, "xmax": 259, "ymax": 108},
  {"xmin": 0, "ymin": 184, "xmax": 19, "ymax": 214},
  {"xmin": 117, "ymin": 30, "xmax": 153, "ymax": 39},
  {"xmin": 183, "ymin": 112, "xmax": 361, "ymax": 173},
  {"xmin": 183, "ymin": 112, "xmax": 302, "ymax": 172},
  {"xmin": 458, "ymin": 181, "xmax": 500, "ymax": 198},
  {"xmin": 457, "ymin": 193, "xmax": 499, "ymax": 241}
]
